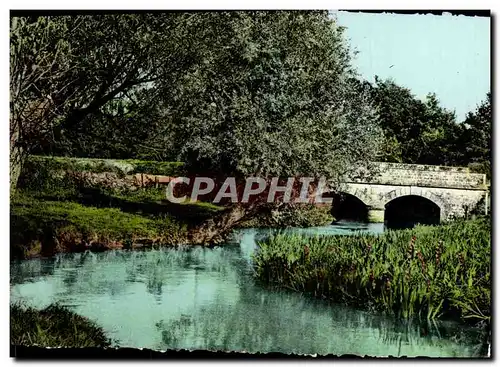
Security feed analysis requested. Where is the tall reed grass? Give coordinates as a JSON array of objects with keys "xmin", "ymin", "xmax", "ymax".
[{"xmin": 254, "ymin": 218, "xmax": 490, "ymax": 323}]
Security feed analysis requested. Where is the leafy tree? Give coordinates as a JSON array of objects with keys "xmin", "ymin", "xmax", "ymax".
[
  {"xmin": 165, "ymin": 11, "xmax": 381, "ymax": 182},
  {"xmin": 11, "ymin": 11, "xmax": 384, "ymax": 243},
  {"xmin": 461, "ymin": 93, "xmax": 491, "ymax": 162},
  {"xmin": 418, "ymin": 93, "xmax": 462, "ymax": 165},
  {"xmin": 370, "ymin": 77, "xmax": 461, "ymax": 165},
  {"xmin": 40, "ymin": 87, "xmax": 176, "ymax": 160},
  {"xmin": 379, "ymin": 135, "xmax": 403, "ymax": 163},
  {"xmin": 149, "ymin": 11, "xmax": 382, "ymax": 243},
  {"xmin": 10, "ymin": 13, "xmax": 197, "ymax": 187},
  {"xmin": 458, "ymin": 93, "xmax": 491, "ymax": 178}
]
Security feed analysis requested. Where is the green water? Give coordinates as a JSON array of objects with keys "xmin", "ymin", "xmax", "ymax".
[{"xmin": 10, "ymin": 222, "xmax": 487, "ymax": 357}]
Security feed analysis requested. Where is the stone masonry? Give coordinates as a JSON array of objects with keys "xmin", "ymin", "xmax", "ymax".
[{"xmin": 339, "ymin": 162, "xmax": 488, "ymax": 222}]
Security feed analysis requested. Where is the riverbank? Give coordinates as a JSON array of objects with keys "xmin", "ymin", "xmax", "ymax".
[
  {"xmin": 11, "ymin": 156, "xmax": 220, "ymax": 258},
  {"xmin": 11, "ymin": 193, "xmax": 192, "ymax": 259},
  {"xmin": 254, "ymin": 218, "xmax": 491, "ymax": 325},
  {"xmin": 11, "ymin": 195, "xmax": 333, "ymax": 259},
  {"xmin": 11, "ymin": 303, "xmax": 111, "ymax": 348},
  {"xmin": 11, "ymin": 156, "xmax": 336, "ymax": 259}
]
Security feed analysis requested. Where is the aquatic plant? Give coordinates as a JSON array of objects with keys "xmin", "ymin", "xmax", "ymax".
[
  {"xmin": 10, "ymin": 303, "xmax": 112, "ymax": 348},
  {"xmin": 253, "ymin": 218, "xmax": 491, "ymax": 323}
]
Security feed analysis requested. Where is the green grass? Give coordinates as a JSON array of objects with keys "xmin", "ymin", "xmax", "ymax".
[
  {"xmin": 10, "ymin": 193, "xmax": 189, "ymax": 259},
  {"xmin": 12, "ymin": 154, "xmax": 226, "ymax": 258},
  {"xmin": 11, "ymin": 303, "xmax": 111, "ymax": 348},
  {"xmin": 112, "ymin": 188, "xmax": 224, "ymax": 212},
  {"xmin": 12, "ymin": 193, "xmax": 185, "ymax": 237},
  {"xmin": 123, "ymin": 159, "xmax": 185, "ymax": 176},
  {"xmin": 254, "ymin": 218, "xmax": 491, "ymax": 323}
]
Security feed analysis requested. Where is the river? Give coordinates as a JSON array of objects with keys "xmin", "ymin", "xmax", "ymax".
[{"xmin": 10, "ymin": 221, "xmax": 487, "ymax": 357}]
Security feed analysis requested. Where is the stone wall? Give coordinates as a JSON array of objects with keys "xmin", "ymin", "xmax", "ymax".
[
  {"xmin": 52, "ymin": 171, "xmax": 174, "ymax": 191},
  {"xmin": 347, "ymin": 162, "xmax": 486, "ymax": 190}
]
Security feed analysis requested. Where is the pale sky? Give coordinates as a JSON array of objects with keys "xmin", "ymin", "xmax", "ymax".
[{"xmin": 334, "ymin": 11, "xmax": 490, "ymax": 121}]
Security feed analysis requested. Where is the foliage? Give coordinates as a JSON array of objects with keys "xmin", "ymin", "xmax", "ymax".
[
  {"xmin": 368, "ymin": 77, "xmax": 491, "ymax": 176},
  {"xmin": 461, "ymin": 93, "xmax": 491, "ymax": 161},
  {"xmin": 254, "ymin": 218, "xmax": 491, "ymax": 323},
  {"xmin": 368, "ymin": 77, "xmax": 461, "ymax": 165},
  {"xmin": 11, "ymin": 12, "xmax": 490, "ymax": 185},
  {"xmin": 165, "ymin": 11, "xmax": 381, "ymax": 180},
  {"xmin": 459, "ymin": 94, "xmax": 491, "ymax": 180},
  {"xmin": 38, "ymin": 87, "xmax": 179, "ymax": 161},
  {"xmin": 26, "ymin": 12, "xmax": 382, "ymax": 181},
  {"xmin": 238, "ymin": 204, "xmax": 333, "ymax": 228},
  {"xmin": 10, "ymin": 13, "xmax": 198, "ymax": 186},
  {"xmin": 10, "ymin": 303, "xmax": 111, "ymax": 347}
]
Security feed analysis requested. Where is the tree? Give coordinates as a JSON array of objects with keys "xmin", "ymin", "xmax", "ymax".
[
  {"xmin": 37, "ymin": 87, "xmax": 177, "ymax": 160},
  {"xmin": 165, "ymin": 11, "xmax": 381, "ymax": 180},
  {"xmin": 11, "ymin": 12, "xmax": 383, "ymax": 243},
  {"xmin": 370, "ymin": 77, "xmax": 461, "ymax": 165},
  {"xmin": 10, "ymin": 16, "xmax": 70, "ymax": 188},
  {"xmin": 10, "ymin": 13, "xmax": 198, "ymax": 187},
  {"xmin": 458, "ymin": 93, "xmax": 491, "ymax": 178},
  {"xmin": 155, "ymin": 11, "xmax": 382, "ymax": 242}
]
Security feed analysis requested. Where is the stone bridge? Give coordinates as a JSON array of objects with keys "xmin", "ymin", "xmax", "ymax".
[
  {"xmin": 77, "ymin": 157, "xmax": 488, "ymax": 226},
  {"xmin": 332, "ymin": 162, "xmax": 489, "ymax": 224}
]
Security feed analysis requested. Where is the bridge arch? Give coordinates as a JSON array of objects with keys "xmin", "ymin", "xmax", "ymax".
[
  {"xmin": 384, "ymin": 195, "xmax": 442, "ymax": 229},
  {"xmin": 381, "ymin": 187, "xmax": 449, "ymax": 221},
  {"xmin": 329, "ymin": 191, "xmax": 369, "ymax": 222}
]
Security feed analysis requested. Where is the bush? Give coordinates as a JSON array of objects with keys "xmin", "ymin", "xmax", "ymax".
[{"xmin": 238, "ymin": 204, "xmax": 333, "ymax": 228}]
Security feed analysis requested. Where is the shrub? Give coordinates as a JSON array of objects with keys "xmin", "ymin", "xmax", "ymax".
[{"xmin": 238, "ymin": 204, "xmax": 333, "ymax": 228}]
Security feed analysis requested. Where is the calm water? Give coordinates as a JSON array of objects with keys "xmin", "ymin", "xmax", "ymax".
[{"xmin": 10, "ymin": 222, "xmax": 486, "ymax": 357}]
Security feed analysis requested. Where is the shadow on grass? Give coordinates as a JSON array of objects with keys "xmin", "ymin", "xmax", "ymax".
[{"xmin": 32, "ymin": 186, "xmax": 224, "ymax": 227}]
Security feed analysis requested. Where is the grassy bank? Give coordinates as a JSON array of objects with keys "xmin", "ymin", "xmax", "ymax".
[
  {"xmin": 11, "ymin": 155, "xmax": 228, "ymax": 259},
  {"xmin": 11, "ymin": 155, "xmax": 336, "ymax": 258},
  {"xmin": 10, "ymin": 193, "xmax": 192, "ymax": 259},
  {"xmin": 254, "ymin": 218, "xmax": 491, "ymax": 324},
  {"xmin": 11, "ymin": 189, "xmax": 225, "ymax": 259},
  {"xmin": 11, "ymin": 303, "xmax": 111, "ymax": 348}
]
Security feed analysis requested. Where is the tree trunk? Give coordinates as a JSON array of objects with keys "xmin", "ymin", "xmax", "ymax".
[
  {"xmin": 10, "ymin": 120, "xmax": 24, "ymax": 191},
  {"xmin": 189, "ymin": 204, "xmax": 250, "ymax": 245}
]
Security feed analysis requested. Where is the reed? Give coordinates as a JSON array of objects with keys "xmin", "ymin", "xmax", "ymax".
[{"xmin": 253, "ymin": 218, "xmax": 491, "ymax": 323}]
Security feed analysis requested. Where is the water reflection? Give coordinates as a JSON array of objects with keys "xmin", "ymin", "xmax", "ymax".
[{"xmin": 10, "ymin": 225, "xmax": 485, "ymax": 357}]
